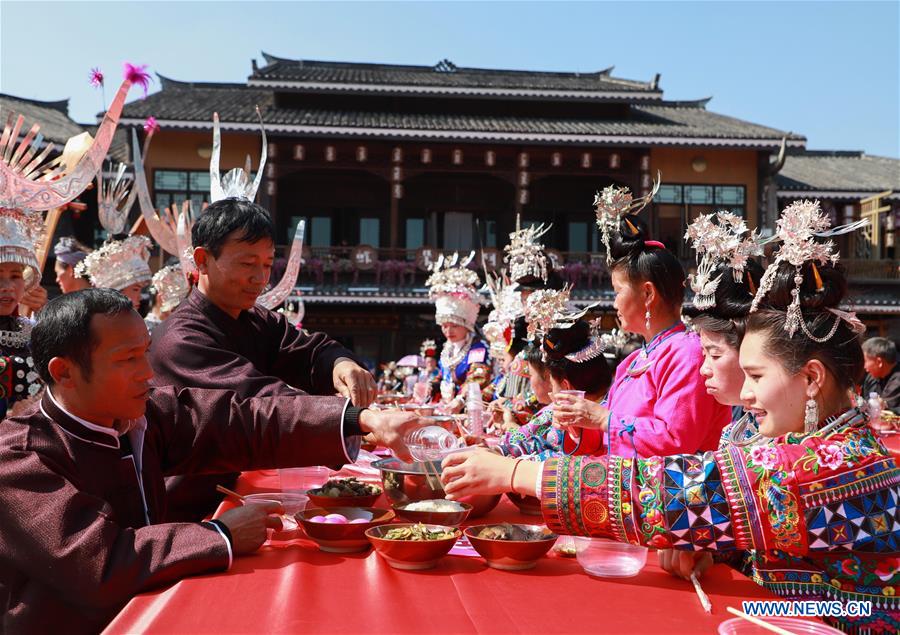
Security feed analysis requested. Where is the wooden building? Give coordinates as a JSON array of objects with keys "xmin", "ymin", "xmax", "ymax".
[{"xmin": 111, "ymin": 55, "xmax": 898, "ymax": 364}]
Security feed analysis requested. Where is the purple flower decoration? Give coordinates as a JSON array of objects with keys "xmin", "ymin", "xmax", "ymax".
[
  {"xmin": 143, "ymin": 117, "xmax": 160, "ymax": 135},
  {"xmin": 123, "ymin": 62, "xmax": 152, "ymax": 97},
  {"xmin": 89, "ymin": 67, "xmax": 104, "ymax": 88}
]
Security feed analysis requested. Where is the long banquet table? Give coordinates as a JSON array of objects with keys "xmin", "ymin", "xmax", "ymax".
[{"xmin": 103, "ymin": 468, "xmax": 797, "ymax": 635}]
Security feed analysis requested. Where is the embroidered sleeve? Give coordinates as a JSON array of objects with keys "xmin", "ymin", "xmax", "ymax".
[
  {"xmin": 541, "ymin": 451, "xmax": 748, "ymax": 552},
  {"xmin": 541, "ymin": 426, "xmax": 900, "ymax": 558},
  {"xmin": 0, "ymin": 355, "xmax": 43, "ymax": 404}
]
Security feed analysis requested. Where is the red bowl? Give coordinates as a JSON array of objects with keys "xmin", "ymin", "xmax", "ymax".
[
  {"xmin": 465, "ymin": 524, "xmax": 558, "ymax": 571},
  {"xmin": 506, "ymin": 492, "xmax": 543, "ymax": 516},
  {"xmin": 306, "ymin": 485, "xmax": 382, "ymax": 509},
  {"xmin": 298, "ymin": 507, "xmax": 395, "ymax": 553},
  {"xmin": 365, "ymin": 523, "xmax": 461, "ymax": 570}
]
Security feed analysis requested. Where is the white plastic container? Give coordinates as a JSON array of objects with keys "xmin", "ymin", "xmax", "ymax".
[{"xmin": 574, "ymin": 537, "xmax": 648, "ymax": 578}]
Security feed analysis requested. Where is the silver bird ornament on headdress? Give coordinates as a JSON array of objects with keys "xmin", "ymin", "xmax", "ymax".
[{"xmin": 593, "ymin": 171, "xmax": 661, "ymax": 264}]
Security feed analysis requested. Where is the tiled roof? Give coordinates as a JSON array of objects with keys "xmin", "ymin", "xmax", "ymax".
[
  {"xmin": 249, "ymin": 55, "xmax": 659, "ymax": 98},
  {"xmin": 120, "ymin": 79, "xmax": 803, "ymax": 148},
  {"xmin": 777, "ymin": 151, "xmax": 900, "ymax": 197},
  {"xmin": 0, "ymin": 93, "xmax": 84, "ymax": 146}
]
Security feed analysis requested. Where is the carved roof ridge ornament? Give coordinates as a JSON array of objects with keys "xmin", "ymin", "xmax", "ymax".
[{"xmin": 434, "ymin": 59, "xmax": 457, "ymax": 73}]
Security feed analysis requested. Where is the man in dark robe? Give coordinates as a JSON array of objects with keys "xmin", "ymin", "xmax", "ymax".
[
  {"xmin": 149, "ymin": 199, "xmax": 378, "ymax": 518},
  {"xmin": 0, "ymin": 289, "xmax": 417, "ymax": 633}
]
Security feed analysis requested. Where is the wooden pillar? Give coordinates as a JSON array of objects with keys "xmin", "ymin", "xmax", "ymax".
[
  {"xmin": 390, "ymin": 186, "xmax": 400, "ymax": 249},
  {"xmin": 390, "ymin": 147, "xmax": 403, "ymax": 250}
]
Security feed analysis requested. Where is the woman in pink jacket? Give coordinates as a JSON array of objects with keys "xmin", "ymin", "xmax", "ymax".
[{"xmin": 553, "ymin": 192, "xmax": 730, "ymax": 458}]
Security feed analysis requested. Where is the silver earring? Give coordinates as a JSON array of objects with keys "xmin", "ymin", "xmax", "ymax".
[
  {"xmin": 645, "ymin": 308, "xmax": 651, "ymax": 332},
  {"xmin": 804, "ymin": 398, "xmax": 819, "ymax": 433}
]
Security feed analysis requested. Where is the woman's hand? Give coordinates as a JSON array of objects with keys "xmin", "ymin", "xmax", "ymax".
[
  {"xmin": 441, "ymin": 448, "xmax": 538, "ymax": 499},
  {"xmin": 657, "ymin": 549, "xmax": 714, "ymax": 580},
  {"xmin": 19, "ymin": 285, "xmax": 48, "ymax": 316},
  {"xmin": 552, "ymin": 394, "xmax": 609, "ymax": 431}
]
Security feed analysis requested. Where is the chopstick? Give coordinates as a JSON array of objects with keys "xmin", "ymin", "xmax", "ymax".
[
  {"xmin": 725, "ymin": 607, "xmax": 799, "ymax": 635},
  {"xmin": 216, "ymin": 485, "xmax": 246, "ymax": 503},
  {"xmin": 690, "ymin": 573, "xmax": 712, "ymax": 613},
  {"xmin": 422, "ymin": 459, "xmax": 442, "ymax": 492}
]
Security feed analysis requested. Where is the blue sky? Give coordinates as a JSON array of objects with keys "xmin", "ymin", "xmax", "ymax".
[{"xmin": 1, "ymin": 1, "xmax": 897, "ymax": 157}]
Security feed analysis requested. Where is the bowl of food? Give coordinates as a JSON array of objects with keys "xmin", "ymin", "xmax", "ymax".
[
  {"xmin": 464, "ymin": 523, "xmax": 558, "ymax": 571},
  {"xmin": 505, "ymin": 492, "xmax": 542, "ymax": 516},
  {"xmin": 372, "ymin": 457, "xmax": 501, "ymax": 518},
  {"xmin": 393, "ymin": 499, "xmax": 473, "ymax": 526},
  {"xmin": 365, "ymin": 523, "xmax": 461, "ymax": 570},
  {"xmin": 306, "ymin": 477, "xmax": 382, "ymax": 508},
  {"xmin": 298, "ymin": 507, "xmax": 395, "ymax": 553},
  {"xmin": 242, "ymin": 492, "xmax": 310, "ymax": 532}
]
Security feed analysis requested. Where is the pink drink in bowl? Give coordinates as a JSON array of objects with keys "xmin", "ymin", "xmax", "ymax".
[{"xmin": 557, "ymin": 389, "xmax": 586, "ymax": 401}]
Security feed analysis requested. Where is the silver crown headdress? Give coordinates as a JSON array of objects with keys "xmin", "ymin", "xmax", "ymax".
[
  {"xmin": 482, "ymin": 270, "xmax": 524, "ymax": 354},
  {"xmin": 684, "ymin": 211, "xmax": 763, "ymax": 310},
  {"xmin": 420, "ymin": 338, "xmax": 437, "ymax": 358},
  {"xmin": 0, "ymin": 65, "xmax": 145, "ymax": 282},
  {"xmin": 504, "ymin": 216, "xmax": 550, "ymax": 283},
  {"xmin": 751, "ymin": 199, "xmax": 868, "ymax": 340},
  {"xmin": 523, "ymin": 286, "xmax": 600, "ymax": 361},
  {"xmin": 426, "ymin": 252, "xmax": 482, "ymax": 330},
  {"xmin": 133, "ymin": 109, "xmax": 305, "ymax": 311},
  {"xmin": 593, "ymin": 172, "xmax": 661, "ymax": 264},
  {"xmin": 150, "ymin": 263, "xmax": 189, "ymax": 313},
  {"xmin": 0, "ymin": 208, "xmax": 44, "ymax": 288},
  {"xmin": 210, "ymin": 108, "xmax": 266, "ymax": 203}
]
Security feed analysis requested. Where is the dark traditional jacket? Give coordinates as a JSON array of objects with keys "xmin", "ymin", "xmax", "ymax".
[
  {"xmin": 0, "ymin": 386, "xmax": 350, "ymax": 633},
  {"xmin": 148, "ymin": 290, "xmax": 362, "ymax": 519}
]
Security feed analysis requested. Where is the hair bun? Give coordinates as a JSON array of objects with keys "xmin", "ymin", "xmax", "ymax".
[
  {"xmin": 763, "ymin": 260, "xmax": 847, "ymax": 312},
  {"xmin": 542, "ymin": 320, "xmax": 591, "ymax": 362},
  {"xmin": 608, "ymin": 214, "xmax": 651, "ymax": 260}
]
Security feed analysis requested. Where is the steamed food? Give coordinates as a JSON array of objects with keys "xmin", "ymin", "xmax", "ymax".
[{"xmin": 402, "ymin": 499, "xmax": 465, "ymax": 512}]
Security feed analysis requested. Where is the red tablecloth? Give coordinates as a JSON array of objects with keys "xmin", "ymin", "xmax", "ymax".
[{"xmin": 105, "ymin": 471, "xmax": 783, "ymax": 635}]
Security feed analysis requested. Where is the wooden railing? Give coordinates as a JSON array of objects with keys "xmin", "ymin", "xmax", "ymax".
[{"xmin": 281, "ymin": 245, "xmax": 900, "ymax": 285}]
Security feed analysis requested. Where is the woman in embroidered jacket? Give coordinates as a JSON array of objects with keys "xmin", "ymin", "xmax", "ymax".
[
  {"xmin": 0, "ymin": 210, "xmax": 47, "ymax": 418},
  {"xmin": 442, "ymin": 202, "xmax": 899, "ymax": 634},
  {"xmin": 499, "ymin": 320, "xmax": 612, "ymax": 460},
  {"xmin": 553, "ymin": 200, "xmax": 730, "ymax": 457},
  {"xmin": 426, "ymin": 254, "xmax": 491, "ymax": 404}
]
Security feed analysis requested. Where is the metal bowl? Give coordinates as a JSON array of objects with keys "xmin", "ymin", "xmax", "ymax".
[{"xmin": 372, "ymin": 457, "xmax": 501, "ymax": 518}]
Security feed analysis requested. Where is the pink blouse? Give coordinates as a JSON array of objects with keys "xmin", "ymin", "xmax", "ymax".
[{"xmin": 568, "ymin": 323, "xmax": 730, "ymax": 458}]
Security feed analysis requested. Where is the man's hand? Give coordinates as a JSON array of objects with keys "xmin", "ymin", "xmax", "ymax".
[
  {"xmin": 333, "ymin": 359, "xmax": 377, "ymax": 407},
  {"xmin": 552, "ymin": 393, "xmax": 609, "ymax": 432},
  {"xmin": 359, "ymin": 409, "xmax": 422, "ymax": 462},
  {"xmin": 19, "ymin": 285, "xmax": 48, "ymax": 316},
  {"xmin": 216, "ymin": 502, "xmax": 284, "ymax": 555},
  {"xmin": 657, "ymin": 549, "xmax": 714, "ymax": 580}
]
